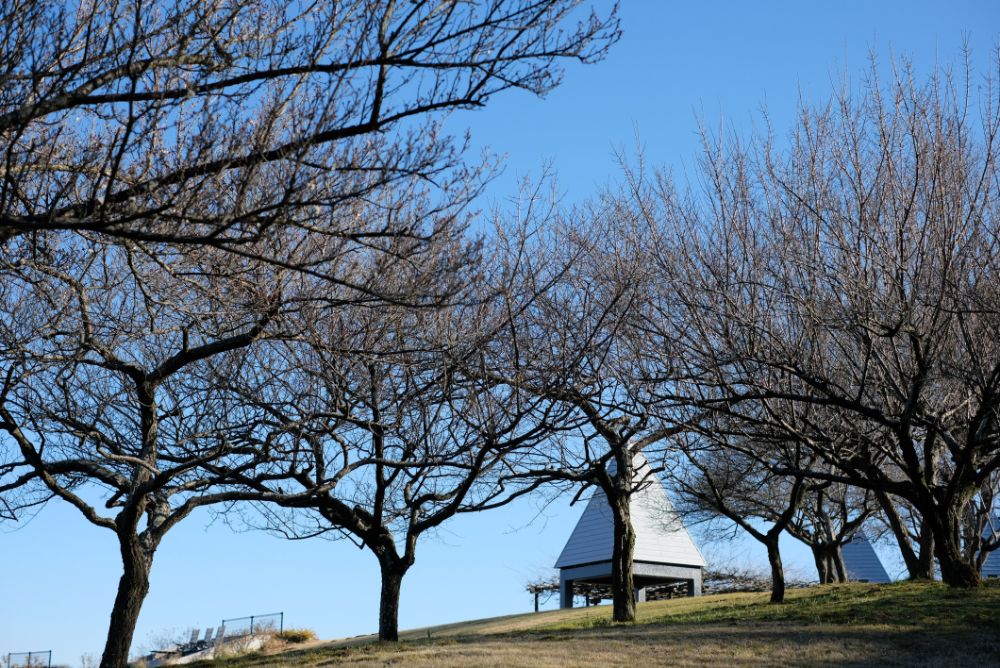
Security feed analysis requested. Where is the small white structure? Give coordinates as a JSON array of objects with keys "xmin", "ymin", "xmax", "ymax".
[
  {"xmin": 842, "ymin": 534, "xmax": 891, "ymax": 583},
  {"xmin": 555, "ymin": 453, "xmax": 705, "ymax": 607}
]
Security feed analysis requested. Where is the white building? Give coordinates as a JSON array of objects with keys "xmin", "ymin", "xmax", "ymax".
[{"xmin": 555, "ymin": 453, "xmax": 705, "ymax": 607}]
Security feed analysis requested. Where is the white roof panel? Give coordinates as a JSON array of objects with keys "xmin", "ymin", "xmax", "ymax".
[
  {"xmin": 983, "ymin": 550, "xmax": 1000, "ymax": 578},
  {"xmin": 981, "ymin": 517, "xmax": 1000, "ymax": 578},
  {"xmin": 842, "ymin": 534, "xmax": 891, "ymax": 583},
  {"xmin": 555, "ymin": 453, "xmax": 705, "ymax": 569}
]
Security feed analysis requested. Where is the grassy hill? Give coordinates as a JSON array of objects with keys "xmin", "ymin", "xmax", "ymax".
[{"xmin": 189, "ymin": 581, "xmax": 1000, "ymax": 667}]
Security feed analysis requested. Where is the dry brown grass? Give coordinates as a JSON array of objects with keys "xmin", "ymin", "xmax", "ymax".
[{"xmin": 189, "ymin": 582, "xmax": 1000, "ymax": 667}]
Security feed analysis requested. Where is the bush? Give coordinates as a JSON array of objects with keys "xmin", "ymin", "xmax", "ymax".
[{"xmin": 275, "ymin": 629, "xmax": 317, "ymax": 643}]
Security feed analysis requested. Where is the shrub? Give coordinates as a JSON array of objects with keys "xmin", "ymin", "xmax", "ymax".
[{"xmin": 275, "ymin": 629, "xmax": 317, "ymax": 643}]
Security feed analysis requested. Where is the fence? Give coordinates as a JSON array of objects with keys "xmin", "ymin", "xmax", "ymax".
[
  {"xmin": 219, "ymin": 612, "xmax": 283, "ymax": 637},
  {"xmin": 6, "ymin": 652, "xmax": 51, "ymax": 668}
]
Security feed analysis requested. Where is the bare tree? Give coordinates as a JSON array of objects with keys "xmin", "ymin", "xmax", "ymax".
[
  {"xmin": 0, "ymin": 151, "xmax": 501, "ymax": 667},
  {"xmin": 0, "ymin": 237, "xmax": 290, "ymax": 667},
  {"xmin": 871, "ymin": 489, "xmax": 936, "ymax": 580},
  {"xmin": 483, "ymin": 195, "xmax": 692, "ymax": 623},
  {"xmin": 0, "ymin": 4, "xmax": 622, "ymax": 663},
  {"xmin": 640, "ymin": 55, "xmax": 1000, "ymax": 588},
  {"xmin": 0, "ymin": 0, "xmax": 620, "ymax": 259},
  {"xmin": 219, "ymin": 272, "xmax": 559, "ymax": 641},
  {"xmin": 788, "ymin": 479, "xmax": 875, "ymax": 584},
  {"xmin": 963, "ymin": 470, "xmax": 1000, "ymax": 573},
  {"xmin": 668, "ymin": 426, "xmax": 806, "ymax": 603}
]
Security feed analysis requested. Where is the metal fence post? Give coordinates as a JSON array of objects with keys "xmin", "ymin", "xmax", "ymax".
[{"xmin": 280, "ymin": 612, "xmax": 284, "ymax": 633}]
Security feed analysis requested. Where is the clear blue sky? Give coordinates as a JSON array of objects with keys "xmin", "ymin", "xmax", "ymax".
[{"xmin": 3, "ymin": 2, "xmax": 999, "ymax": 664}]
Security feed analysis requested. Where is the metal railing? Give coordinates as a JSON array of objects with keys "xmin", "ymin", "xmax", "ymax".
[
  {"xmin": 6, "ymin": 651, "xmax": 51, "ymax": 668},
  {"xmin": 219, "ymin": 612, "xmax": 283, "ymax": 637}
]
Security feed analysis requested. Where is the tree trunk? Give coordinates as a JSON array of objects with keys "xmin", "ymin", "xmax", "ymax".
[
  {"xmin": 812, "ymin": 543, "xmax": 847, "ymax": 584},
  {"xmin": 877, "ymin": 490, "xmax": 933, "ymax": 579},
  {"xmin": 831, "ymin": 545, "xmax": 847, "ymax": 583},
  {"xmin": 930, "ymin": 509, "xmax": 980, "ymax": 588},
  {"xmin": 916, "ymin": 520, "xmax": 935, "ymax": 580},
  {"xmin": 811, "ymin": 545, "xmax": 831, "ymax": 584},
  {"xmin": 766, "ymin": 537, "xmax": 785, "ymax": 603},
  {"xmin": 377, "ymin": 558, "xmax": 409, "ymax": 641},
  {"xmin": 100, "ymin": 538, "xmax": 153, "ymax": 668},
  {"xmin": 609, "ymin": 493, "xmax": 636, "ymax": 622}
]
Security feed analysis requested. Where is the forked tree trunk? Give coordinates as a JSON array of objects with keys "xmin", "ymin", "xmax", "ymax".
[
  {"xmin": 831, "ymin": 545, "xmax": 847, "ymax": 583},
  {"xmin": 812, "ymin": 544, "xmax": 847, "ymax": 584},
  {"xmin": 765, "ymin": 537, "xmax": 785, "ymax": 603},
  {"xmin": 877, "ymin": 490, "xmax": 934, "ymax": 580},
  {"xmin": 930, "ymin": 508, "xmax": 980, "ymax": 588},
  {"xmin": 100, "ymin": 537, "xmax": 153, "ymax": 668},
  {"xmin": 811, "ymin": 545, "xmax": 831, "ymax": 584},
  {"xmin": 609, "ymin": 494, "xmax": 637, "ymax": 622}
]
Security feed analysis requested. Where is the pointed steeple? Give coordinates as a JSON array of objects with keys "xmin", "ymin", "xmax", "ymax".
[
  {"xmin": 555, "ymin": 452, "xmax": 704, "ymax": 569},
  {"xmin": 842, "ymin": 534, "xmax": 891, "ymax": 583}
]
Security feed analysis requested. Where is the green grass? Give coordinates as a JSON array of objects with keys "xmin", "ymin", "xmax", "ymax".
[
  {"xmin": 542, "ymin": 580, "xmax": 1000, "ymax": 630},
  {"xmin": 184, "ymin": 581, "xmax": 1000, "ymax": 667}
]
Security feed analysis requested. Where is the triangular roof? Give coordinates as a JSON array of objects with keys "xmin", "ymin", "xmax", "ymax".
[
  {"xmin": 554, "ymin": 453, "xmax": 705, "ymax": 569},
  {"xmin": 984, "ymin": 550, "xmax": 1000, "ymax": 578},
  {"xmin": 842, "ymin": 534, "xmax": 891, "ymax": 583},
  {"xmin": 981, "ymin": 516, "xmax": 1000, "ymax": 577}
]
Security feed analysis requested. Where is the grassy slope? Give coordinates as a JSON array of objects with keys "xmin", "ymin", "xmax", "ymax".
[{"xmin": 192, "ymin": 581, "xmax": 1000, "ymax": 667}]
